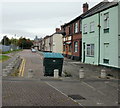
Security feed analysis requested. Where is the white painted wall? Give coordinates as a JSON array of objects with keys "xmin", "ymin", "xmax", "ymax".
[{"xmin": 51, "ymin": 33, "xmax": 63, "ymax": 53}]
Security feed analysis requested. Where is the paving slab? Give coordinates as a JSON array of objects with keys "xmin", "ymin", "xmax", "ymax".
[{"xmin": 2, "ymin": 79, "xmax": 79, "ymax": 106}]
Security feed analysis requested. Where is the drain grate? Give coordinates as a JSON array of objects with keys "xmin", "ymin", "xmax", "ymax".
[{"xmin": 68, "ymin": 94, "xmax": 86, "ymax": 100}]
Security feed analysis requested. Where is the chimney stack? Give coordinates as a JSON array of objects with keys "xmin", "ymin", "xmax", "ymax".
[
  {"xmin": 83, "ymin": 3, "xmax": 89, "ymax": 13},
  {"xmin": 56, "ymin": 28, "xmax": 61, "ymax": 33}
]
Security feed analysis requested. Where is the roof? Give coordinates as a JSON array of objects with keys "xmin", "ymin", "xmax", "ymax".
[
  {"xmin": 62, "ymin": 15, "xmax": 82, "ymax": 27},
  {"xmin": 43, "ymin": 53, "xmax": 64, "ymax": 58},
  {"xmin": 62, "ymin": 1, "xmax": 118, "ymax": 27},
  {"xmin": 44, "ymin": 35, "xmax": 51, "ymax": 39},
  {"xmin": 50, "ymin": 32, "xmax": 65, "ymax": 37},
  {"xmin": 83, "ymin": 1, "xmax": 118, "ymax": 18}
]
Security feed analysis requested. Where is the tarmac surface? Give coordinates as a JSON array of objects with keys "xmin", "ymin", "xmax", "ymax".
[{"xmin": 2, "ymin": 50, "xmax": 120, "ymax": 107}]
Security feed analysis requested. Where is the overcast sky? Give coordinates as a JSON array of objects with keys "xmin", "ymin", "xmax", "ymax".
[{"xmin": 0, "ymin": 0, "xmax": 113, "ymax": 40}]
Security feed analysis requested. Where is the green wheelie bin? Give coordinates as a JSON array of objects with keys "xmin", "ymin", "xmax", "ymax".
[{"xmin": 43, "ymin": 52, "xmax": 64, "ymax": 76}]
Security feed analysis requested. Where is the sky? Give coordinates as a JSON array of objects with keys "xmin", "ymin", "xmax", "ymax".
[{"xmin": 0, "ymin": 0, "xmax": 114, "ymax": 41}]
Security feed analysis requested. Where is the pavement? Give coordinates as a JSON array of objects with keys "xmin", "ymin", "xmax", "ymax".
[{"xmin": 2, "ymin": 50, "xmax": 120, "ymax": 107}]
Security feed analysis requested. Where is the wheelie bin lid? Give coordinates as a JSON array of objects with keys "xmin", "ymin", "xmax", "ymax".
[{"xmin": 43, "ymin": 52, "xmax": 64, "ymax": 58}]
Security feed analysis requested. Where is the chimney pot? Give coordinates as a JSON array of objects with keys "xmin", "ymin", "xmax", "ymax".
[
  {"xmin": 56, "ymin": 28, "xmax": 60, "ymax": 33},
  {"xmin": 83, "ymin": 2, "xmax": 89, "ymax": 13}
]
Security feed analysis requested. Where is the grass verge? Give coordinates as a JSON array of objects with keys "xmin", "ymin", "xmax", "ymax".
[
  {"xmin": 2, "ymin": 49, "xmax": 23, "ymax": 54},
  {"xmin": 0, "ymin": 55, "xmax": 11, "ymax": 62}
]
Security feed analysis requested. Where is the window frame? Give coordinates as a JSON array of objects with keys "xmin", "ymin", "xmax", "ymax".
[
  {"xmin": 86, "ymin": 44, "xmax": 94, "ymax": 57},
  {"xmin": 83, "ymin": 24, "xmax": 87, "ymax": 34},
  {"xmin": 74, "ymin": 22, "xmax": 78, "ymax": 33},
  {"xmin": 80, "ymin": 20, "xmax": 82, "ymax": 32},
  {"xmin": 104, "ymin": 12, "xmax": 109, "ymax": 33},
  {"xmin": 90, "ymin": 21, "xmax": 95, "ymax": 33},
  {"xmin": 74, "ymin": 41, "xmax": 78, "ymax": 52}
]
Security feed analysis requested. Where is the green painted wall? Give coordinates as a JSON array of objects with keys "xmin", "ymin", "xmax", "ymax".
[
  {"xmin": 100, "ymin": 6, "xmax": 119, "ymax": 68},
  {"xmin": 82, "ymin": 3, "xmax": 120, "ymax": 68},
  {"xmin": 82, "ymin": 14, "xmax": 99, "ymax": 65},
  {"xmin": 118, "ymin": 1, "xmax": 120, "ymax": 67}
]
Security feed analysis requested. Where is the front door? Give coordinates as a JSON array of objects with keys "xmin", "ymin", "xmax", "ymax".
[
  {"xmin": 66, "ymin": 45, "xmax": 68, "ymax": 56},
  {"xmin": 83, "ymin": 42, "xmax": 85, "ymax": 63},
  {"xmin": 79, "ymin": 39, "xmax": 82, "ymax": 61}
]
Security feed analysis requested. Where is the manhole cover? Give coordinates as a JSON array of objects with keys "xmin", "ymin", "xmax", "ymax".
[{"xmin": 68, "ymin": 95, "xmax": 86, "ymax": 100}]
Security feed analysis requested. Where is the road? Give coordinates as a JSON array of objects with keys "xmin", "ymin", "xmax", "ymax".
[
  {"xmin": 2, "ymin": 50, "xmax": 120, "ymax": 107},
  {"xmin": 2, "ymin": 50, "xmax": 80, "ymax": 107}
]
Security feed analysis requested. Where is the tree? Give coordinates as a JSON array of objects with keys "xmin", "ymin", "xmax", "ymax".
[
  {"xmin": 18, "ymin": 37, "xmax": 33, "ymax": 49},
  {"xmin": 1, "ymin": 36, "xmax": 11, "ymax": 46},
  {"xmin": 10, "ymin": 37, "xmax": 19, "ymax": 46}
]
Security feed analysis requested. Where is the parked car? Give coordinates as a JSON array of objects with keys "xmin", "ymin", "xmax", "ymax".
[{"xmin": 31, "ymin": 48, "xmax": 36, "ymax": 53}]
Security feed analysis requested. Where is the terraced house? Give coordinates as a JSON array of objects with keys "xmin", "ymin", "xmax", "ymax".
[
  {"xmin": 82, "ymin": 1, "xmax": 120, "ymax": 68},
  {"xmin": 50, "ymin": 28, "xmax": 64, "ymax": 54},
  {"xmin": 62, "ymin": 3, "xmax": 89, "ymax": 61}
]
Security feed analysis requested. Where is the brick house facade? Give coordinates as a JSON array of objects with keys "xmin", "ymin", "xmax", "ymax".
[{"xmin": 62, "ymin": 3, "xmax": 88, "ymax": 61}]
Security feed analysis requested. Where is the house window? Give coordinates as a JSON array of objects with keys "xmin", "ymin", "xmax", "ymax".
[
  {"xmin": 74, "ymin": 41, "xmax": 78, "ymax": 52},
  {"xmin": 80, "ymin": 21, "xmax": 82, "ymax": 32},
  {"xmin": 104, "ymin": 12, "xmax": 109, "ymax": 33},
  {"xmin": 87, "ymin": 44, "xmax": 94, "ymax": 56},
  {"xmin": 90, "ymin": 22, "xmax": 95, "ymax": 33},
  {"xmin": 74, "ymin": 22, "xmax": 78, "ymax": 33},
  {"xmin": 69, "ymin": 27, "xmax": 70, "ymax": 35},
  {"xmin": 83, "ymin": 24, "xmax": 87, "ymax": 34},
  {"xmin": 69, "ymin": 25, "xmax": 72, "ymax": 35}
]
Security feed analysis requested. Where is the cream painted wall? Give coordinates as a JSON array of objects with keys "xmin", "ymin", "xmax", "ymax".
[{"xmin": 51, "ymin": 34, "xmax": 63, "ymax": 53}]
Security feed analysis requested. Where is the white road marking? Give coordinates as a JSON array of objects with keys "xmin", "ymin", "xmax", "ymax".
[
  {"xmin": 97, "ymin": 90, "xmax": 105, "ymax": 96},
  {"xmin": 82, "ymin": 82, "xmax": 106, "ymax": 96},
  {"xmin": 45, "ymin": 82, "xmax": 86, "ymax": 108},
  {"xmin": 82, "ymin": 82, "xmax": 96, "ymax": 90}
]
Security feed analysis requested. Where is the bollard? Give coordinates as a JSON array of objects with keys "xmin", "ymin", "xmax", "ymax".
[
  {"xmin": 2, "ymin": 69, "xmax": 8, "ymax": 77},
  {"xmin": 54, "ymin": 69, "xmax": 59, "ymax": 78},
  {"xmin": 101, "ymin": 69, "xmax": 106, "ymax": 78},
  {"xmin": 28, "ymin": 69, "xmax": 34, "ymax": 78},
  {"xmin": 79, "ymin": 67, "xmax": 84, "ymax": 79}
]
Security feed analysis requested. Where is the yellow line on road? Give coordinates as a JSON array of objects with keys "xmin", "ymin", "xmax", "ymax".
[
  {"xmin": 19, "ymin": 59, "xmax": 24, "ymax": 76},
  {"xmin": 21, "ymin": 59, "xmax": 26, "ymax": 77},
  {"xmin": 19, "ymin": 58, "xmax": 26, "ymax": 77}
]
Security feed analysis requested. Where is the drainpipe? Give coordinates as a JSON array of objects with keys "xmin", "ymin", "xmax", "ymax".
[{"xmin": 98, "ymin": 13, "xmax": 101, "ymax": 65}]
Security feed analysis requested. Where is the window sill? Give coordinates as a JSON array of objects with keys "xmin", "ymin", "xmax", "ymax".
[
  {"xmin": 74, "ymin": 32, "xmax": 79, "ymax": 34},
  {"xmin": 89, "ymin": 31, "xmax": 95, "ymax": 33},
  {"xmin": 83, "ymin": 32, "xmax": 87, "ymax": 34},
  {"xmin": 104, "ymin": 28, "xmax": 109, "ymax": 33},
  {"xmin": 86, "ymin": 55, "xmax": 94, "ymax": 57}
]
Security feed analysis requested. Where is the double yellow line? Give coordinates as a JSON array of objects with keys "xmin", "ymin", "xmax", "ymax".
[{"xmin": 19, "ymin": 58, "xmax": 26, "ymax": 77}]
